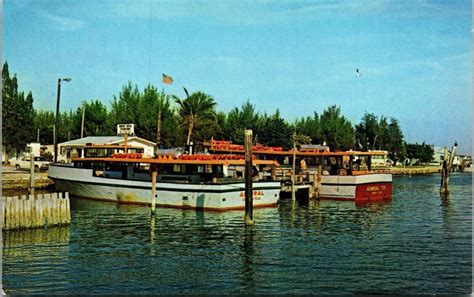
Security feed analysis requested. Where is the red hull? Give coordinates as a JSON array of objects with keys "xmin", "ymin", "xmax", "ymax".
[{"xmin": 354, "ymin": 182, "xmax": 392, "ymax": 204}]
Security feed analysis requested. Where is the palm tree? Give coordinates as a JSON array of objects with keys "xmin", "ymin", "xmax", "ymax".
[{"xmin": 173, "ymin": 91, "xmax": 217, "ymax": 145}]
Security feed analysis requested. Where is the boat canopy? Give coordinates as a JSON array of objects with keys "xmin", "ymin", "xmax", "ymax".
[{"xmin": 71, "ymin": 156, "xmax": 279, "ymax": 166}]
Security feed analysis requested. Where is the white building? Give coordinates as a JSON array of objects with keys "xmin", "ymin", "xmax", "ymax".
[
  {"xmin": 367, "ymin": 150, "xmax": 391, "ymax": 167},
  {"xmin": 432, "ymin": 146, "xmax": 447, "ymax": 165},
  {"xmin": 3, "ymin": 142, "xmax": 49, "ymax": 163},
  {"xmin": 58, "ymin": 136, "xmax": 156, "ymax": 162}
]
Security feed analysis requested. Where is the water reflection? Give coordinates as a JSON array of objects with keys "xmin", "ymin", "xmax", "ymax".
[
  {"xmin": 148, "ymin": 214, "xmax": 160, "ymax": 258},
  {"xmin": 3, "ymin": 226, "xmax": 70, "ymax": 249},
  {"xmin": 241, "ymin": 224, "xmax": 255, "ymax": 294},
  {"xmin": 2, "ymin": 174, "xmax": 472, "ymax": 295}
]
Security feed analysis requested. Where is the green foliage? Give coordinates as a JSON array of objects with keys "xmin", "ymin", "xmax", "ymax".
[
  {"xmin": 355, "ymin": 112, "xmax": 378, "ymax": 150},
  {"xmin": 109, "ymin": 82, "xmax": 141, "ymax": 124},
  {"xmin": 82, "ymin": 100, "xmax": 110, "ymax": 138},
  {"xmin": 223, "ymin": 100, "xmax": 260, "ymax": 144},
  {"xmin": 2, "ymin": 62, "xmax": 35, "ymax": 156},
  {"xmin": 320, "ymin": 105, "xmax": 354, "ymax": 151},
  {"xmin": 405, "ymin": 142, "xmax": 434, "ymax": 164},
  {"xmin": 59, "ymin": 109, "xmax": 80, "ymax": 142},
  {"xmin": 34, "ymin": 110, "xmax": 55, "ymax": 144},
  {"xmin": 15, "ymin": 69, "xmax": 408, "ymax": 154},
  {"xmin": 294, "ymin": 112, "xmax": 322, "ymax": 144},
  {"xmin": 147, "ymin": 88, "xmax": 184, "ymax": 148},
  {"xmin": 258, "ymin": 109, "xmax": 292, "ymax": 149},
  {"xmin": 174, "ymin": 91, "xmax": 217, "ymax": 145},
  {"xmin": 108, "ymin": 83, "xmax": 182, "ymax": 147},
  {"xmin": 355, "ymin": 113, "xmax": 405, "ymax": 164},
  {"xmin": 386, "ymin": 118, "xmax": 406, "ymax": 163}
]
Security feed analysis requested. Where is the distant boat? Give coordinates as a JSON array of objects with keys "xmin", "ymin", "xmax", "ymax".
[{"xmin": 48, "ymin": 153, "xmax": 280, "ymax": 211}]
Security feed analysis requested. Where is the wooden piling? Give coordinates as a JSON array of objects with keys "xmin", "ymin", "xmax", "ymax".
[
  {"xmin": 291, "ymin": 133, "xmax": 296, "ymax": 201},
  {"xmin": 440, "ymin": 143, "xmax": 457, "ymax": 195},
  {"xmin": 244, "ymin": 129, "xmax": 253, "ymax": 225},
  {"xmin": 2, "ymin": 192, "xmax": 71, "ymax": 230},
  {"xmin": 151, "ymin": 169, "xmax": 157, "ymax": 216},
  {"xmin": 317, "ymin": 165, "xmax": 322, "ymax": 199},
  {"xmin": 29, "ymin": 153, "xmax": 35, "ymax": 195},
  {"xmin": 65, "ymin": 192, "xmax": 71, "ymax": 224}
]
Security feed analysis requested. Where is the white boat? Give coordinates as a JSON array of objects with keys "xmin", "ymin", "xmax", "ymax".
[
  {"xmin": 208, "ymin": 140, "xmax": 393, "ymax": 204},
  {"xmin": 48, "ymin": 154, "xmax": 281, "ymax": 211}
]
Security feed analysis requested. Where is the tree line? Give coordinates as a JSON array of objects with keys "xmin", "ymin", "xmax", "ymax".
[{"xmin": 2, "ymin": 62, "xmax": 434, "ymax": 164}]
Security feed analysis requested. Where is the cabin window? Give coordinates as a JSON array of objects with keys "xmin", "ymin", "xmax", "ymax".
[
  {"xmin": 133, "ymin": 163, "xmax": 150, "ymax": 173},
  {"xmin": 197, "ymin": 166, "xmax": 205, "ymax": 173},
  {"xmin": 173, "ymin": 164, "xmax": 181, "ymax": 173}
]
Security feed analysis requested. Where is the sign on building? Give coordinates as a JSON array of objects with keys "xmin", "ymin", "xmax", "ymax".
[{"xmin": 117, "ymin": 124, "xmax": 135, "ymax": 136}]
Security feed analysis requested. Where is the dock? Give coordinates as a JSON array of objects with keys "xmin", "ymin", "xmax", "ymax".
[
  {"xmin": 2, "ymin": 192, "xmax": 71, "ymax": 230},
  {"xmin": 2, "ymin": 169, "xmax": 54, "ymax": 190}
]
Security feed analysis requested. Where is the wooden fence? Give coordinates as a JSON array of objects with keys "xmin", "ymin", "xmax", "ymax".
[{"xmin": 2, "ymin": 192, "xmax": 71, "ymax": 230}]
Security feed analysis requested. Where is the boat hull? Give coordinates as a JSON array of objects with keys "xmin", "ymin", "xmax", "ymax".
[
  {"xmin": 320, "ymin": 174, "xmax": 392, "ymax": 203},
  {"xmin": 48, "ymin": 165, "xmax": 280, "ymax": 211}
]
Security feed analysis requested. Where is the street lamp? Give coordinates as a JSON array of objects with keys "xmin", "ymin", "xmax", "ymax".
[{"xmin": 54, "ymin": 77, "xmax": 71, "ymax": 163}]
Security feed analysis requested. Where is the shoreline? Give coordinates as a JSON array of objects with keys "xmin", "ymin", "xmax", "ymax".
[{"xmin": 388, "ymin": 166, "xmax": 441, "ymax": 175}]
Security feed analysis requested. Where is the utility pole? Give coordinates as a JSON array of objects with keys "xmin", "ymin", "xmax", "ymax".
[
  {"xmin": 53, "ymin": 77, "xmax": 71, "ymax": 163},
  {"xmin": 156, "ymin": 105, "xmax": 161, "ymax": 147},
  {"xmin": 81, "ymin": 101, "xmax": 86, "ymax": 138}
]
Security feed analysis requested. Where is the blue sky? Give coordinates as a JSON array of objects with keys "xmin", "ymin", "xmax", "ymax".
[{"xmin": 4, "ymin": 0, "xmax": 472, "ymax": 154}]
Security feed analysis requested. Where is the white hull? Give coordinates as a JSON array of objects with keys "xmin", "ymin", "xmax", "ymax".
[
  {"xmin": 48, "ymin": 165, "xmax": 280, "ymax": 210},
  {"xmin": 320, "ymin": 174, "xmax": 392, "ymax": 202}
]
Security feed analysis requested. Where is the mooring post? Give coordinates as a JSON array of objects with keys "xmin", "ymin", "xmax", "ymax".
[
  {"xmin": 244, "ymin": 129, "xmax": 253, "ymax": 225},
  {"xmin": 150, "ymin": 166, "xmax": 157, "ymax": 216},
  {"xmin": 440, "ymin": 142, "xmax": 457, "ymax": 195},
  {"xmin": 29, "ymin": 153, "xmax": 35, "ymax": 196},
  {"xmin": 316, "ymin": 165, "xmax": 322, "ymax": 199},
  {"xmin": 291, "ymin": 133, "xmax": 296, "ymax": 201}
]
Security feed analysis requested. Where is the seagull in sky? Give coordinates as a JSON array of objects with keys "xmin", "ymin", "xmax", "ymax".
[{"xmin": 356, "ymin": 68, "xmax": 361, "ymax": 78}]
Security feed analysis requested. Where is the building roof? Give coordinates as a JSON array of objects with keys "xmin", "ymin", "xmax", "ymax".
[{"xmin": 59, "ymin": 136, "xmax": 156, "ymax": 147}]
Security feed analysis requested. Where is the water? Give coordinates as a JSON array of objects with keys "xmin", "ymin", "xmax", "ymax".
[{"xmin": 3, "ymin": 173, "xmax": 472, "ymax": 295}]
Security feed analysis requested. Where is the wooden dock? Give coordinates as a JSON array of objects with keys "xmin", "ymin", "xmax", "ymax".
[
  {"xmin": 2, "ymin": 192, "xmax": 71, "ymax": 230},
  {"xmin": 2, "ymin": 171, "xmax": 54, "ymax": 190}
]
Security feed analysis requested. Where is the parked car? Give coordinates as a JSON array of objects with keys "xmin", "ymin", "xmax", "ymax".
[{"xmin": 9, "ymin": 156, "xmax": 50, "ymax": 172}]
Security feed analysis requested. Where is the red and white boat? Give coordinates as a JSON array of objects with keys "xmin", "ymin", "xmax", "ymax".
[{"xmin": 206, "ymin": 140, "xmax": 392, "ymax": 204}]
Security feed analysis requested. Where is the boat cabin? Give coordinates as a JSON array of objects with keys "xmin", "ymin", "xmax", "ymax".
[
  {"xmin": 71, "ymin": 155, "xmax": 278, "ymax": 184},
  {"xmin": 206, "ymin": 139, "xmax": 389, "ymax": 180}
]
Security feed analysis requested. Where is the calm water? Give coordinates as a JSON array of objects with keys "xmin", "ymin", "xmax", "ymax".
[{"xmin": 3, "ymin": 173, "xmax": 472, "ymax": 295}]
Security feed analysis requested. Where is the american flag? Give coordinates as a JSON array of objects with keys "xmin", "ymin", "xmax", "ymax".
[{"xmin": 162, "ymin": 73, "xmax": 173, "ymax": 84}]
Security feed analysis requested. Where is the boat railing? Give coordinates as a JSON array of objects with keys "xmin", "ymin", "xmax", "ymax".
[{"xmin": 274, "ymin": 166, "xmax": 391, "ymax": 181}]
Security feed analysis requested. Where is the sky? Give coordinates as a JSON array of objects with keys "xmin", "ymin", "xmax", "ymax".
[{"xmin": 3, "ymin": 0, "xmax": 472, "ymax": 154}]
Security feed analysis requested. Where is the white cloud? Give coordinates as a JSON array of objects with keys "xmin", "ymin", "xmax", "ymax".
[
  {"xmin": 109, "ymin": 0, "xmax": 391, "ymax": 25},
  {"xmin": 36, "ymin": 9, "xmax": 85, "ymax": 31},
  {"xmin": 108, "ymin": 0, "xmax": 469, "ymax": 25}
]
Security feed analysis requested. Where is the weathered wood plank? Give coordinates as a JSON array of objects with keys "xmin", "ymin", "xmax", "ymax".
[{"xmin": 2, "ymin": 192, "xmax": 71, "ymax": 230}]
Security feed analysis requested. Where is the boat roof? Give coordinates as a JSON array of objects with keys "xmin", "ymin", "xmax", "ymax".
[
  {"xmin": 81, "ymin": 144, "xmax": 143, "ymax": 149},
  {"xmin": 209, "ymin": 148, "xmax": 388, "ymax": 157},
  {"xmin": 59, "ymin": 136, "xmax": 156, "ymax": 147},
  {"xmin": 71, "ymin": 157, "xmax": 279, "ymax": 166}
]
